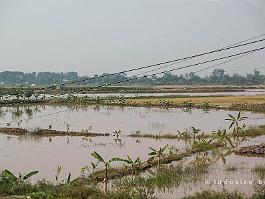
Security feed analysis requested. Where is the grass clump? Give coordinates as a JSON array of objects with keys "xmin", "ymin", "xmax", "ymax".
[
  {"xmin": 225, "ymin": 164, "xmax": 238, "ymax": 171},
  {"xmin": 252, "ymin": 165, "xmax": 265, "ymax": 179},
  {"xmin": 112, "ymin": 164, "xmax": 209, "ymax": 194},
  {"xmin": 182, "ymin": 190, "xmax": 245, "ymax": 199},
  {"xmin": 182, "ymin": 190, "xmax": 265, "ymax": 199}
]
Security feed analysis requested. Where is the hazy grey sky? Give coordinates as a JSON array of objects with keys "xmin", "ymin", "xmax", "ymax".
[{"xmin": 0, "ymin": 0, "xmax": 265, "ymax": 76}]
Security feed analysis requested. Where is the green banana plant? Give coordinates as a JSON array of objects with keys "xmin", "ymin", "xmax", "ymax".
[
  {"xmin": 66, "ymin": 173, "xmax": 71, "ymax": 186},
  {"xmin": 225, "ymin": 112, "xmax": 247, "ymax": 135},
  {"xmin": 148, "ymin": 144, "xmax": 169, "ymax": 166},
  {"xmin": 191, "ymin": 127, "xmax": 201, "ymax": 141},
  {"xmin": 212, "ymin": 149, "xmax": 233, "ymax": 164},
  {"xmin": 91, "ymin": 151, "xmax": 120, "ymax": 192},
  {"xmin": 213, "ymin": 129, "xmax": 234, "ymax": 147},
  {"xmin": 113, "ymin": 130, "xmax": 121, "ymax": 139},
  {"xmin": 192, "ymin": 138, "xmax": 213, "ymax": 152},
  {"xmin": 1, "ymin": 169, "xmax": 38, "ymax": 186},
  {"xmin": 55, "ymin": 165, "xmax": 62, "ymax": 185},
  {"xmin": 114, "ymin": 155, "xmax": 141, "ymax": 177}
]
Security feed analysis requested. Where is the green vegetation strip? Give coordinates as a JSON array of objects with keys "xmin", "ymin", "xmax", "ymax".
[
  {"xmin": 129, "ymin": 125, "xmax": 265, "ymax": 140},
  {"xmin": 182, "ymin": 190, "xmax": 265, "ymax": 199}
]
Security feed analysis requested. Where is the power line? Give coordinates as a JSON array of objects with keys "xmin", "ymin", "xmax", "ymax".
[
  {"xmin": 50, "ymin": 37, "xmax": 265, "ymax": 88},
  {"xmin": 193, "ymin": 52, "xmax": 253, "ymax": 74},
  {"xmin": 131, "ymin": 33, "xmax": 265, "ymax": 78},
  {"xmin": 98, "ymin": 46, "xmax": 265, "ymax": 87},
  {"xmin": 1, "ymin": 34, "xmax": 265, "ymax": 107},
  {"xmin": 1, "ymin": 46, "xmax": 264, "ymax": 127}
]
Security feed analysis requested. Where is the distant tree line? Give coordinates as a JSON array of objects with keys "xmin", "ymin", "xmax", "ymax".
[
  {"xmin": 0, "ymin": 69, "xmax": 264, "ymax": 86},
  {"xmin": 0, "ymin": 71, "xmax": 78, "ymax": 86}
]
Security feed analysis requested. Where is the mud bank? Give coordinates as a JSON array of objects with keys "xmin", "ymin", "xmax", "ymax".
[{"xmin": 0, "ymin": 127, "xmax": 109, "ymax": 137}]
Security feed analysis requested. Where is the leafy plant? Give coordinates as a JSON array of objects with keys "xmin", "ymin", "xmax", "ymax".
[
  {"xmin": 213, "ymin": 129, "xmax": 234, "ymax": 147},
  {"xmin": 135, "ymin": 130, "xmax": 141, "ymax": 135},
  {"xmin": 95, "ymin": 96, "xmax": 100, "ymax": 104},
  {"xmin": 107, "ymin": 97, "xmax": 114, "ymax": 104},
  {"xmin": 177, "ymin": 129, "xmax": 192, "ymax": 139},
  {"xmin": 225, "ymin": 112, "xmax": 247, "ymax": 135},
  {"xmin": 91, "ymin": 151, "xmax": 120, "ymax": 192},
  {"xmin": 55, "ymin": 166, "xmax": 62, "ymax": 185},
  {"xmin": 148, "ymin": 145, "xmax": 168, "ymax": 166},
  {"xmin": 0, "ymin": 169, "xmax": 38, "ymax": 187},
  {"xmin": 66, "ymin": 173, "xmax": 71, "ymax": 186},
  {"xmin": 114, "ymin": 156, "xmax": 141, "ymax": 178},
  {"xmin": 212, "ymin": 149, "xmax": 233, "ymax": 164},
  {"xmin": 182, "ymin": 101, "xmax": 195, "ymax": 108},
  {"xmin": 191, "ymin": 127, "xmax": 201, "ymax": 141},
  {"xmin": 113, "ymin": 130, "xmax": 121, "ymax": 139},
  {"xmin": 24, "ymin": 89, "xmax": 34, "ymax": 101},
  {"xmin": 192, "ymin": 139, "xmax": 213, "ymax": 152},
  {"xmin": 202, "ymin": 101, "xmax": 210, "ymax": 108},
  {"xmin": 168, "ymin": 146, "xmax": 179, "ymax": 155}
]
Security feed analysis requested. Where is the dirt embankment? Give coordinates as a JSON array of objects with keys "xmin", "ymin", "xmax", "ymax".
[
  {"xmin": 234, "ymin": 144, "xmax": 265, "ymax": 157},
  {"xmin": 0, "ymin": 127, "xmax": 109, "ymax": 137}
]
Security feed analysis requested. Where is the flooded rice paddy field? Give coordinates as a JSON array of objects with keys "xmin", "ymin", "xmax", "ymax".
[
  {"xmin": 3, "ymin": 89, "xmax": 265, "ymax": 101},
  {"xmin": 111, "ymin": 153, "xmax": 265, "ymax": 199},
  {"xmin": 160, "ymin": 154, "xmax": 265, "ymax": 198},
  {"xmin": 0, "ymin": 102, "xmax": 265, "ymax": 198},
  {"xmin": 0, "ymin": 133, "xmax": 189, "ymax": 181},
  {"xmin": 65, "ymin": 88, "xmax": 265, "ymax": 97},
  {"xmin": 1, "ymin": 104, "xmax": 265, "ymax": 134},
  {"xmin": 1, "ymin": 132, "xmax": 265, "ymax": 183}
]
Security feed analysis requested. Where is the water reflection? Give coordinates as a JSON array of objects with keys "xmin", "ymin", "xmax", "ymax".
[
  {"xmin": 111, "ymin": 153, "xmax": 265, "ymax": 199},
  {"xmin": 0, "ymin": 133, "xmax": 192, "ymax": 181}
]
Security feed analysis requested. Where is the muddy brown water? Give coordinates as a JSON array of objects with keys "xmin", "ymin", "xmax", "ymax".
[
  {"xmin": 1, "ymin": 104, "xmax": 265, "ymax": 186},
  {"xmin": 1, "ymin": 105, "xmax": 265, "ymax": 134},
  {"xmin": 1, "ymin": 133, "xmax": 265, "ymax": 184},
  {"xmin": 110, "ymin": 146, "xmax": 265, "ymax": 199},
  {"xmin": 154, "ymin": 154, "xmax": 265, "ymax": 199},
  {"xmin": 0, "ymin": 133, "xmax": 189, "ymax": 182}
]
